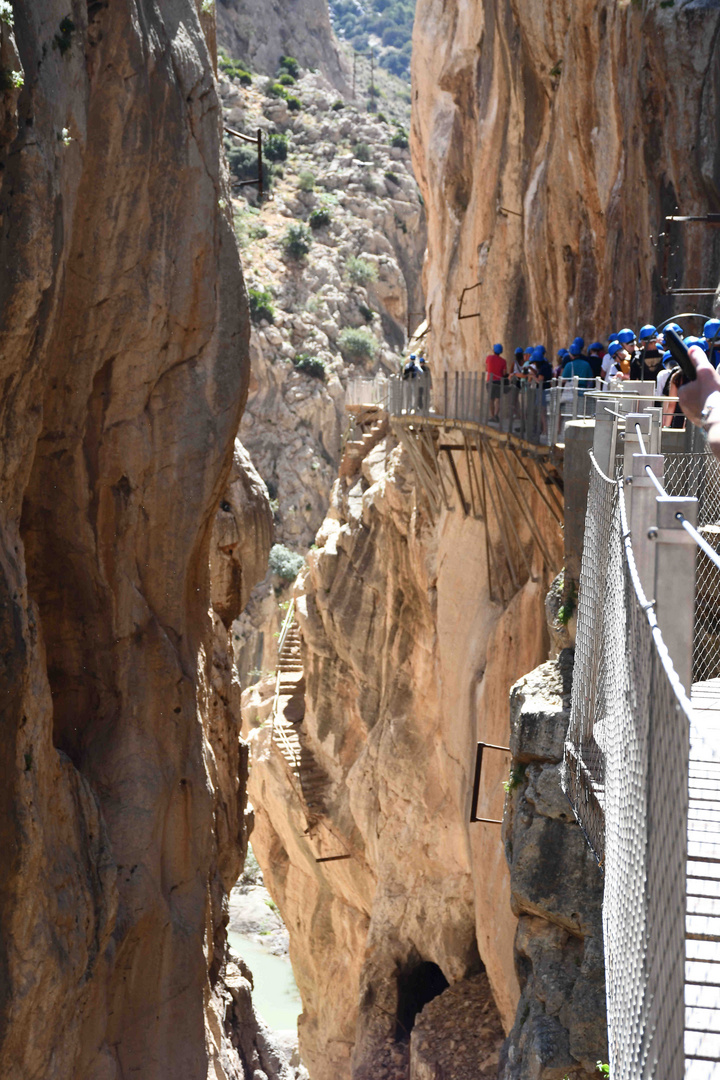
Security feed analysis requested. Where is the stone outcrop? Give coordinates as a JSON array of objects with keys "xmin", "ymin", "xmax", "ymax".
[
  {"xmin": 220, "ymin": 67, "xmax": 426, "ymax": 679},
  {"xmin": 0, "ymin": 3, "xmax": 270, "ymax": 1078},
  {"xmin": 216, "ymin": 0, "xmax": 349, "ymax": 90},
  {"xmin": 500, "ymin": 654, "xmax": 607, "ymax": 1079},
  {"xmin": 411, "ymin": 0, "xmax": 720, "ymax": 365},
  {"xmin": 243, "ymin": 431, "xmax": 564, "ymax": 1079}
]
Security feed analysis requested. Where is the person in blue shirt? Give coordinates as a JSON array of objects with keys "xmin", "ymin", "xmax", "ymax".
[{"xmin": 562, "ymin": 343, "xmax": 594, "ymax": 392}]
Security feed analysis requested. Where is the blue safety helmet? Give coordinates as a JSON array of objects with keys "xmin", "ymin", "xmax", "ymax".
[
  {"xmin": 409, "ymin": 354, "xmax": 416, "ymax": 360},
  {"xmin": 589, "ymin": 341, "xmax": 604, "ymax": 352},
  {"xmin": 704, "ymin": 318, "xmax": 720, "ymax": 341},
  {"xmin": 661, "ymin": 350, "xmax": 675, "ymax": 369},
  {"xmin": 664, "ymin": 322, "xmax": 684, "ymax": 338},
  {"xmin": 608, "ymin": 333, "xmax": 620, "ymax": 344},
  {"xmin": 514, "ymin": 346, "xmax": 524, "ymax": 356},
  {"xmin": 608, "ymin": 341, "xmax": 623, "ymax": 357},
  {"xmin": 684, "ymin": 336, "xmax": 708, "ymax": 353},
  {"xmin": 557, "ymin": 348, "xmax": 569, "ymax": 358},
  {"xmin": 569, "ymin": 341, "xmax": 582, "ymax": 356},
  {"xmin": 572, "ymin": 336, "xmax": 585, "ymax": 348},
  {"xmin": 618, "ymin": 328, "xmax": 636, "ymax": 345},
  {"xmin": 639, "ymin": 324, "xmax": 657, "ymax": 340},
  {"xmin": 493, "ymin": 343, "xmax": 503, "ymax": 354}
]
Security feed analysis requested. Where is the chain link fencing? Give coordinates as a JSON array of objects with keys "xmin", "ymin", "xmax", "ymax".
[{"xmin": 564, "ymin": 453, "xmax": 691, "ymax": 1080}]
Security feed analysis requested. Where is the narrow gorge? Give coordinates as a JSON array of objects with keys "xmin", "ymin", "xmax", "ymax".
[{"xmin": 0, "ymin": 1, "xmax": 718, "ymax": 1079}]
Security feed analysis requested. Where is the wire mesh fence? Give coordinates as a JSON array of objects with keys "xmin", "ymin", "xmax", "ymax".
[
  {"xmin": 664, "ymin": 450, "xmax": 720, "ymax": 683},
  {"xmin": 564, "ymin": 453, "xmax": 691, "ymax": 1080}
]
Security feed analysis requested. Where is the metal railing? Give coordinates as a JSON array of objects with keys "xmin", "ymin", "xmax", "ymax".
[
  {"xmin": 344, "ymin": 376, "xmax": 389, "ymax": 409},
  {"xmin": 564, "ymin": 401, "xmax": 720, "ymax": 1079},
  {"xmin": 381, "ymin": 372, "xmax": 603, "ymax": 447}
]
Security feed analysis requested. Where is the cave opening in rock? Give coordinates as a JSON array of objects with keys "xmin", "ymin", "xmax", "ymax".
[{"xmin": 395, "ymin": 960, "xmax": 449, "ymax": 1041}]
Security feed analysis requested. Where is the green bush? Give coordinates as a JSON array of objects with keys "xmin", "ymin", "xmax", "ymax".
[
  {"xmin": 218, "ymin": 48, "xmax": 253, "ymax": 84},
  {"xmin": 267, "ymin": 81, "xmax": 288, "ymax": 99},
  {"xmin": 279, "ymin": 55, "xmax": 300, "ymax": 78},
  {"xmin": 286, "ymin": 96, "xmax": 302, "ymax": 112},
  {"xmin": 294, "ymin": 354, "xmax": 327, "ymax": 380},
  {"xmin": 298, "ymin": 171, "xmax": 315, "ymax": 192},
  {"xmin": 277, "ymin": 72, "xmax": 296, "ymax": 86},
  {"xmin": 248, "ymin": 287, "xmax": 275, "ymax": 324},
  {"xmin": 269, "ymin": 543, "xmax": 305, "ymax": 581},
  {"xmin": 353, "ymin": 142, "xmax": 372, "ymax": 162},
  {"xmin": 346, "ymin": 256, "xmax": 378, "ymax": 286},
  {"xmin": 309, "ymin": 206, "xmax": 332, "ymax": 230},
  {"xmin": 391, "ymin": 129, "xmax": 409, "ymax": 149},
  {"xmin": 358, "ymin": 302, "xmax": 375, "ymax": 322},
  {"xmin": 384, "ymin": 170, "xmax": 400, "ymax": 186},
  {"xmin": 226, "ymin": 141, "xmax": 273, "ymax": 192},
  {"xmin": 332, "ymin": 100, "xmax": 344, "ymax": 111},
  {"xmin": 282, "ymin": 223, "xmax": 313, "ymax": 260},
  {"xmin": 338, "ymin": 326, "xmax": 377, "ymax": 361},
  {"xmin": 264, "ymin": 132, "xmax": 288, "ymax": 162}
]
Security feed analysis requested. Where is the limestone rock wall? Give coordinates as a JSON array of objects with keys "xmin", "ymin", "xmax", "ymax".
[
  {"xmin": 243, "ymin": 434, "xmax": 564, "ymax": 1080},
  {"xmin": 216, "ymin": 0, "xmax": 349, "ymax": 89},
  {"xmin": 500, "ymin": 655, "xmax": 606, "ymax": 1079},
  {"xmin": 411, "ymin": 0, "xmax": 720, "ymax": 364},
  {"xmin": 0, "ymin": 3, "xmax": 266, "ymax": 1077}
]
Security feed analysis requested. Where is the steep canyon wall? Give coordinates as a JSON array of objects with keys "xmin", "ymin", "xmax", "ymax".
[
  {"xmin": 0, "ymin": 3, "xmax": 269, "ymax": 1077},
  {"xmin": 411, "ymin": 0, "xmax": 720, "ymax": 363}
]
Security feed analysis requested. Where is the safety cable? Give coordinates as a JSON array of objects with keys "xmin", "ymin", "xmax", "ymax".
[{"xmin": 677, "ymin": 513, "xmax": 720, "ymax": 574}]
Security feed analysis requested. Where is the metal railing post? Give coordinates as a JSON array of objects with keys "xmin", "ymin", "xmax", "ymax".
[
  {"xmin": 593, "ymin": 406, "xmax": 619, "ymax": 477},
  {"xmin": 623, "ymin": 413, "xmax": 653, "ymax": 485},
  {"xmin": 654, "ymin": 494, "xmax": 699, "ymax": 694},
  {"xmin": 630, "ymin": 453, "xmax": 664, "ymax": 599}
]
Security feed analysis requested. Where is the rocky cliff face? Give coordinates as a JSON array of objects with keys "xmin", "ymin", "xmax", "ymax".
[
  {"xmin": 243, "ymin": 432, "xmax": 564, "ymax": 1079},
  {"xmin": 0, "ymin": 3, "xmax": 269, "ymax": 1077},
  {"xmin": 216, "ymin": 0, "xmax": 349, "ymax": 89},
  {"xmin": 411, "ymin": 0, "xmax": 720, "ymax": 362}
]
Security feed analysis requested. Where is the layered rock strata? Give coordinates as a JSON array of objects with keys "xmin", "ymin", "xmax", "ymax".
[
  {"xmin": 411, "ymin": 0, "xmax": 720, "ymax": 364},
  {"xmin": 0, "ymin": 4, "xmax": 268, "ymax": 1078},
  {"xmin": 243, "ymin": 430, "xmax": 565, "ymax": 1079}
]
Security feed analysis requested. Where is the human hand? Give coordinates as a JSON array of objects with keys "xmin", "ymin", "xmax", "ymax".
[{"xmin": 678, "ymin": 346, "xmax": 720, "ymax": 424}]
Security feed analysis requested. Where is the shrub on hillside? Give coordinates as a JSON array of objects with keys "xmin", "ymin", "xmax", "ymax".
[
  {"xmin": 309, "ymin": 206, "xmax": 332, "ymax": 229},
  {"xmin": 265, "ymin": 133, "xmax": 288, "ymax": 162},
  {"xmin": 218, "ymin": 48, "xmax": 253, "ymax": 84},
  {"xmin": 279, "ymin": 54, "xmax": 300, "ymax": 78},
  {"xmin": 294, "ymin": 354, "xmax": 327, "ymax": 380},
  {"xmin": 226, "ymin": 141, "xmax": 273, "ymax": 192},
  {"xmin": 287, "ymin": 96, "xmax": 302, "ymax": 112},
  {"xmin": 269, "ymin": 544, "xmax": 305, "ymax": 581},
  {"xmin": 384, "ymin": 170, "xmax": 400, "ymax": 186},
  {"xmin": 277, "ymin": 72, "xmax": 296, "ymax": 86},
  {"xmin": 346, "ymin": 256, "xmax": 378, "ymax": 286},
  {"xmin": 282, "ymin": 223, "xmax": 313, "ymax": 260},
  {"xmin": 353, "ymin": 142, "xmax": 372, "ymax": 162},
  {"xmin": 248, "ymin": 287, "xmax": 275, "ymax": 324},
  {"xmin": 267, "ymin": 80, "xmax": 288, "ymax": 99},
  {"xmin": 298, "ymin": 171, "xmax": 315, "ymax": 192},
  {"xmin": 390, "ymin": 129, "xmax": 409, "ymax": 149},
  {"xmin": 338, "ymin": 326, "xmax": 377, "ymax": 361},
  {"xmin": 332, "ymin": 100, "xmax": 344, "ymax": 111}
]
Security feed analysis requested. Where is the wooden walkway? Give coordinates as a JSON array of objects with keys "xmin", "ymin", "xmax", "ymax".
[{"xmin": 687, "ymin": 678, "xmax": 720, "ymax": 1077}]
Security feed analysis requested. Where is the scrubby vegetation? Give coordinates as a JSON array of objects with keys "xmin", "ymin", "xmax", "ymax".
[
  {"xmin": 218, "ymin": 47, "xmax": 252, "ymax": 85},
  {"xmin": 346, "ymin": 256, "xmax": 378, "ymax": 286},
  {"xmin": 282, "ymin": 223, "xmax": 313, "ymax": 260},
  {"xmin": 298, "ymin": 171, "xmax": 316, "ymax": 192},
  {"xmin": 309, "ymin": 206, "xmax": 333, "ymax": 229},
  {"xmin": 294, "ymin": 354, "xmax": 327, "ymax": 380},
  {"xmin": 265, "ymin": 132, "xmax": 289, "ymax": 162},
  {"xmin": 338, "ymin": 326, "xmax": 378, "ymax": 361},
  {"xmin": 224, "ymin": 138, "xmax": 273, "ymax": 193},
  {"xmin": 269, "ymin": 544, "xmax": 305, "ymax": 581},
  {"xmin": 248, "ymin": 287, "xmax": 275, "ymax": 324}
]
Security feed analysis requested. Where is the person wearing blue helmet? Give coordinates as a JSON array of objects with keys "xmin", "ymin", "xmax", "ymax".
[
  {"xmin": 704, "ymin": 318, "xmax": 720, "ymax": 368},
  {"xmin": 656, "ymin": 350, "xmax": 676, "ymax": 397},
  {"xmin": 485, "ymin": 342, "xmax": 507, "ymax": 419},
  {"xmin": 403, "ymin": 353, "xmax": 421, "ymax": 379},
  {"xmin": 562, "ymin": 346, "xmax": 594, "ymax": 392},
  {"xmin": 554, "ymin": 348, "xmax": 569, "ymax": 378},
  {"xmin": 633, "ymin": 323, "xmax": 663, "ymax": 380}
]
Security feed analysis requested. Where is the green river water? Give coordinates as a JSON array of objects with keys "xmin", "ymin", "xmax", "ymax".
[{"xmin": 228, "ymin": 930, "xmax": 302, "ymax": 1031}]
